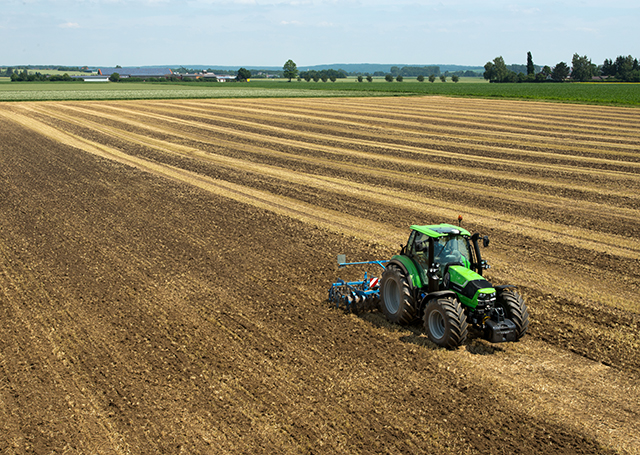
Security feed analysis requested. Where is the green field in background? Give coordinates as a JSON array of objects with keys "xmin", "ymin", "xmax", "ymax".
[{"xmin": 1, "ymin": 79, "xmax": 638, "ymax": 105}]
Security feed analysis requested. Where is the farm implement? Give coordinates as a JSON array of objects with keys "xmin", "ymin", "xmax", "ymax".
[
  {"xmin": 328, "ymin": 222, "xmax": 530, "ymax": 349},
  {"xmin": 328, "ymin": 255, "xmax": 388, "ymax": 315}
]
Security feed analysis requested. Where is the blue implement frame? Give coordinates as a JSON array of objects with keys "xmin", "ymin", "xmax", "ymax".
[{"xmin": 328, "ymin": 255, "xmax": 388, "ymax": 314}]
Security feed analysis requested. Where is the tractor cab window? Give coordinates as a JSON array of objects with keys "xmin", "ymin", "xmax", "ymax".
[
  {"xmin": 410, "ymin": 232, "xmax": 430, "ymax": 279},
  {"xmin": 411, "ymin": 232, "xmax": 429, "ymax": 256},
  {"xmin": 434, "ymin": 236, "xmax": 471, "ymax": 269}
]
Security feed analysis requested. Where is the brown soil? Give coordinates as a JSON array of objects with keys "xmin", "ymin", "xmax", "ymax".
[{"xmin": 0, "ymin": 97, "xmax": 638, "ymax": 454}]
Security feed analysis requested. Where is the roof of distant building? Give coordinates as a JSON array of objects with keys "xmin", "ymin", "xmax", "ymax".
[{"xmin": 97, "ymin": 67, "xmax": 173, "ymax": 77}]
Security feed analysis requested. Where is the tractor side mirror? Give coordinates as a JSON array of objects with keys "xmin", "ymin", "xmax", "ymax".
[
  {"xmin": 337, "ymin": 254, "xmax": 347, "ymax": 269},
  {"xmin": 483, "ymin": 236, "xmax": 490, "ymax": 248}
]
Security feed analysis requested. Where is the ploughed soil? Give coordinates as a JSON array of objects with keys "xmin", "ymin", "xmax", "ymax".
[{"xmin": 0, "ymin": 97, "xmax": 638, "ymax": 454}]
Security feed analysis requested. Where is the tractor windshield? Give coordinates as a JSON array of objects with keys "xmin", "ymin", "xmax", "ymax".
[{"xmin": 434, "ymin": 235, "xmax": 471, "ymax": 269}]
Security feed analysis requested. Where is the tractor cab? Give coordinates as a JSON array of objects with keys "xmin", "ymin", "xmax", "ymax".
[
  {"xmin": 403, "ymin": 224, "xmax": 489, "ymax": 292},
  {"xmin": 409, "ymin": 227, "xmax": 472, "ymax": 281}
]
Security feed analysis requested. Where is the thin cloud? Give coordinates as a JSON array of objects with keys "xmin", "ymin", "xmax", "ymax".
[{"xmin": 59, "ymin": 22, "xmax": 80, "ymax": 28}]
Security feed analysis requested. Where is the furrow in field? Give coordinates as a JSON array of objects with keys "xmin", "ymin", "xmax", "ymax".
[
  {"xmin": 128, "ymin": 99, "xmax": 640, "ymax": 162},
  {"xmin": 23, "ymin": 103, "xmax": 640, "ymax": 233},
  {"xmin": 240, "ymin": 96, "xmax": 640, "ymax": 137},
  {"xmin": 13, "ymin": 102, "xmax": 640, "ymax": 306},
  {"xmin": 11, "ymin": 105, "xmax": 640, "ymax": 269},
  {"xmin": 128, "ymin": 99, "xmax": 640, "ymax": 165},
  {"xmin": 0, "ymin": 109, "xmax": 403, "ymax": 245},
  {"xmin": 20, "ymin": 102, "xmax": 640, "ymax": 252},
  {"xmin": 41, "ymin": 103, "xmax": 640, "ymax": 197},
  {"xmin": 279, "ymin": 96, "xmax": 640, "ymax": 132},
  {"xmin": 91, "ymin": 102, "xmax": 640, "ymax": 177},
  {"xmin": 200, "ymin": 97, "xmax": 640, "ymax": 144}
]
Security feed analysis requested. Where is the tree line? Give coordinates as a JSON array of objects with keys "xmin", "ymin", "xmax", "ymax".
[
  {"xmin": 484, "ymin": 52, "xmax": 640, "ymax": 83},
  {"xmin": 8, "ymin": 69, "xmax": 82, "ymax": 82},
  {"xmin": 389, "ymin": 66, "xmax": 441, "ymax": 77},
  {"xmin": 299, "ymin": 68, "xmax": 347, "ymax": 82}
]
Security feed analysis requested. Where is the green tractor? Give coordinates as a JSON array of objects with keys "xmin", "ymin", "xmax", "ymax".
[{"xmin": 379, "ymin": 223, "xmax": 529, "ymax": 349}]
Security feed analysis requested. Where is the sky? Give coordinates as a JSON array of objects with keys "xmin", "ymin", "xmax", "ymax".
[{"xmin": 1, "ymin": 0, "xmax": 638, "ymax": 68}]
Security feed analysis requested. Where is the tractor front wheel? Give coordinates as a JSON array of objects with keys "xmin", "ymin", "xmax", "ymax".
[
  {"xmin": 380, "ymin": 265, "xmax": 416, "ymax": 325},
  {"xmin": 496, "ymin": 290, "xmax": 529, "ymax": 340},
  {"xmin": 423, "ymin": 297, "xmax": 468, "ymax": 349}
]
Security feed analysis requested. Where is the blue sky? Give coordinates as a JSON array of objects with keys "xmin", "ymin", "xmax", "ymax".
[{"xmin": 2, "ymin": 0, "xmax": 638, "ymax": 68}]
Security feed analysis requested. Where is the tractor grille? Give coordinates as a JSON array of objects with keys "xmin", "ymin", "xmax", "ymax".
[{"xmin": 477, "ymin": 292, "xmax": 496, "ymax": 308}]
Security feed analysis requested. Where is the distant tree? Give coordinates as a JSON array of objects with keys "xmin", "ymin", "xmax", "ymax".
[
  {"xmin": 484, "ymin": 56, "xmax": 509, "ymax": 82},
  {"xmin": 612, "ymin": 55, "xmax": 638, "ymax": 81},
  {"xmin": 330, "ymin": 75, "xmax": 336, "ymax": 82},
  {"xmin": 321, "ymin": 74, "xmax": 328, "ymax": 82},
  {"xmin": 505, "ymin": 71, "xmax": 518, "ymax": 83},
  {"xmin": 417, "ymin": 75, "xmax": 424, "ymax": 82},
  {"xmin": 551, "ymin": 62, "xmax": 570, "ymax": 82},
  {"xmin": 440, "ymin": 75, "xmax": 446, "ymax": 82},
  {"xmin": 571, "ymin": 54, "xmax": 596, "ymax": 81},
  {"xmin": 527, "ymin": 51, "xmax": 535, "ymax": 75},
  {"xmin": 303, "ymin": 72, "xmax": 312, "ymax": 82},
  {"xmin": 366, "ymin": 75, "xmax": 373, "ymax": 82},
  {"xmin": 429, "ymin": 74, "xmax": 436, "ymax": 83},
  {"xmin": 601, "ymin": 58, "xmax": 615, "ymax": 77},
  {"xmin": 313, "ymin": 73, "xmax": 320, "ymax": 82},
  {"xmin": 283, "ymin": 59, "xmax": 298, "ymax": 82},
  {"xmin": 357, "ymin": 75, "xmax": 363, "ymax": 82},
  {"xmin": 385, "ymin": 74, "xmax": 393, "ymax": 82},
  {"xmin": 236, "ymin": 67, "xmax": 251, "ymax": 82},
  {"xmin": 109, "ymin": 72, "xmax": 120, "ymax": 82},
  {"xmin": 451, "ymin": 75, "xmax": 459, "ymax": 83},
  {"xmin": 396, "ymin": 75, "xmax": 403, "ymax": 82}
]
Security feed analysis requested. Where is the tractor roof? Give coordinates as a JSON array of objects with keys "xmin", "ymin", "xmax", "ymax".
[{"xmin": 410, "ymin": 224, "xmax": 471, "ymax": 238}]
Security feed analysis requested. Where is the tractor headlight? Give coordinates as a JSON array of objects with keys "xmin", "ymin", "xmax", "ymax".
[{"xmin": 477, "ymin": 292, "xmax": 496, "ymax": 308}]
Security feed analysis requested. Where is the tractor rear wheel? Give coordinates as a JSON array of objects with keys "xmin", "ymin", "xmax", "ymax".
[
  {"xmin": 423, "ymin": 297, "xmax": 468, "ymax": 349},
  {"xmin": 496, "ymin": 289, "xmax": 529, "ymax": 340},
  {"xmin": 380, "ymin": 265, "xmax": 416, "ymax": 324}
]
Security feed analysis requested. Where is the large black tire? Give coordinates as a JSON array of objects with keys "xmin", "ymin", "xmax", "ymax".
[
  {"xmin": 380, "ymin": 265, "xmax": 416, "ymax": 324},
  {"xmin": 496, "ymin": 289, "xmax": 529, "ymax": 340},
  {"xmin": 423, "ymin": 297, "xmax": 468, "ymax": 349}
]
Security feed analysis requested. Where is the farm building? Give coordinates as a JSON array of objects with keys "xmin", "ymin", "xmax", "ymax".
[
  {"xmin": 181, "ymin": 71, "xmax": 236, "ymax": 81},
  {"xmin": 73, "ymin": 75, "xmax": 110, "ymax": 82}
]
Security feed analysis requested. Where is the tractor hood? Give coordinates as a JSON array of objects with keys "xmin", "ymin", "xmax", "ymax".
[{"xmin": 445, "ymin": 265, "xmax": 495, "ymax": 309}]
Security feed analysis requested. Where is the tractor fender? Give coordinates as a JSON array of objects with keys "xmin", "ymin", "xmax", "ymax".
[
  {"xmin": 421, "ymin": 290, "xmax": 457, "ymax": 304},
  {"xmin": 494, "ymin": 284, "xmax": 516, "ymax": 292},
  {"xmin": 417, "ymin": 290, "xmax": 458, "ymax": 315},
  {"xmin": 387, "ymin": 255, "xmax": 423, "ymax": 290}
]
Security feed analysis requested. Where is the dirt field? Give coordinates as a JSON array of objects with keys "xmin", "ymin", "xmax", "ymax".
[{"xmin": 0, "ymin": 96, "xmax": 638, "ymax": 454}]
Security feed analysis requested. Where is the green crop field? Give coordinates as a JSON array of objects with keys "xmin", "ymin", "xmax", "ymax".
[
  {"xmin": 1, "ymin": 78, "xmax": 638, "ymax": 106},
  {"xmin": 257, "ymin": 80, "xmax": 640, "ymax": 105},
  {"xmin": 0, "ymin": 82, "xmax": 392, "ymax": 102}
]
